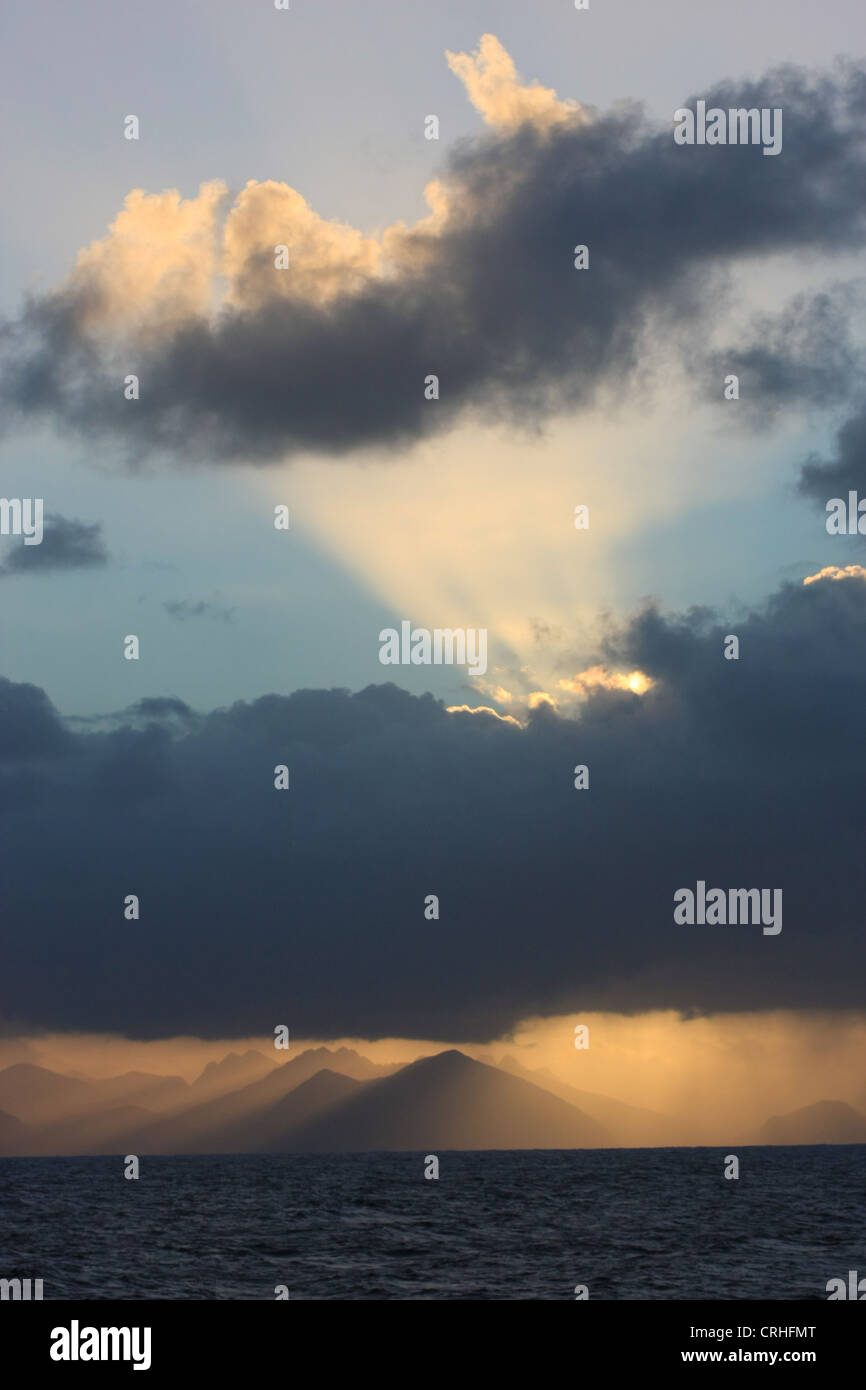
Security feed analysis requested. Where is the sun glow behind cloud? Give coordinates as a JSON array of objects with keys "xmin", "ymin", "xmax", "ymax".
[
  {"xmin": 252, "ymin": 403, "xmax": 739, "ymax": 709},
  {"xmin": 560, "ymin": 665, "xmax": 654, "ymax": 697}
]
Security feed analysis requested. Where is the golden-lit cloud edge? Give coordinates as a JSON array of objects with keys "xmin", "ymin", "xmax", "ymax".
[
  {"xmin": 803, "ymin": 563, "xmax": 866, "ymax": 585},
  {"xmin": 51, "ymin": 35, "xmax": 588, "ymax": 346}
]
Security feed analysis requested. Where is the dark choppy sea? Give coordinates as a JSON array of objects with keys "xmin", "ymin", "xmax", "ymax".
[{"xmin": 1, "ymin": 1147, "xmax": 862, "ymax": 1300}]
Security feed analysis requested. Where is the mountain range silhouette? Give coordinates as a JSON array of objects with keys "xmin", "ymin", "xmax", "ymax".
[{"xmin": 0, "ymin": 1048, "xmax": 863, "ymax": 1155}]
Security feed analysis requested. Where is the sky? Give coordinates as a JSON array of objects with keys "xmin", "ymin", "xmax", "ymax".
[{"xmin": 1, "ymin": 1, "xmax": 865, "ymax": 1130}]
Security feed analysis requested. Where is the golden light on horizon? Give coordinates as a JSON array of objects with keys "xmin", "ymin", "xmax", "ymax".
[{"xmin": 4, "ymin": 1010, "xmax": 866, "ymax": 1149}]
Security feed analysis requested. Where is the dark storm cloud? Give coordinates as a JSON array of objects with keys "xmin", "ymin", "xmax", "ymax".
[
  {"xmin": 131, "ymin": 696, "xmax": 196, "ymax": 721},
  {"xmin": 1, "ymin": 63, "xmax": 865, "ymax": 462},
  {"xmin": 0, "ymin": 516, "xmax": 108, "ymax": 576},
  {"xmin": 2, "ymin": 572, "xmax": 865, "ymax": 1040},
  {"xmin": 799, "ymin": 406, "xmax": 866, "ymax": 499},
  {"xmin": 0, "ymin": 678, "xmax": 71, "ymax": 761},
  {"xmin": 66, "ymin": 695, "xmax": 200, "ymax": 737}
]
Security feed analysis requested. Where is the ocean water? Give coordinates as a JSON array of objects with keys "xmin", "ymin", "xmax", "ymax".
[{"xmin": 0, "ymin": 1147, "xmax": 862, "ymax": 1300}]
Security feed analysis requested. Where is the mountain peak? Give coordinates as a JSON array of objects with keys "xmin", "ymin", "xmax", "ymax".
[{"xmin": 409, "ymin": 1049, "xmax": 473, "ymax": 1071}]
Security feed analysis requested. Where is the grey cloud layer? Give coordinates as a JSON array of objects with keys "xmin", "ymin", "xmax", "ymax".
[
  {"xmin": 800, "ymin": 406, "xmax": 866, "ymax": 498},
  {"xmin": 712, "ymin": 286, "xmax": 865, "ymax": 421},
  {"xmin": 0, "ymin": 516, "xmax": 108, "ymax": 576},
  {"xmin": 1, "ymin": 572, "xmax": 864, "ymax": 1040},
  {"xmin": 1, "ymin": 63, "xmax": 865, "ymax": 464}
]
